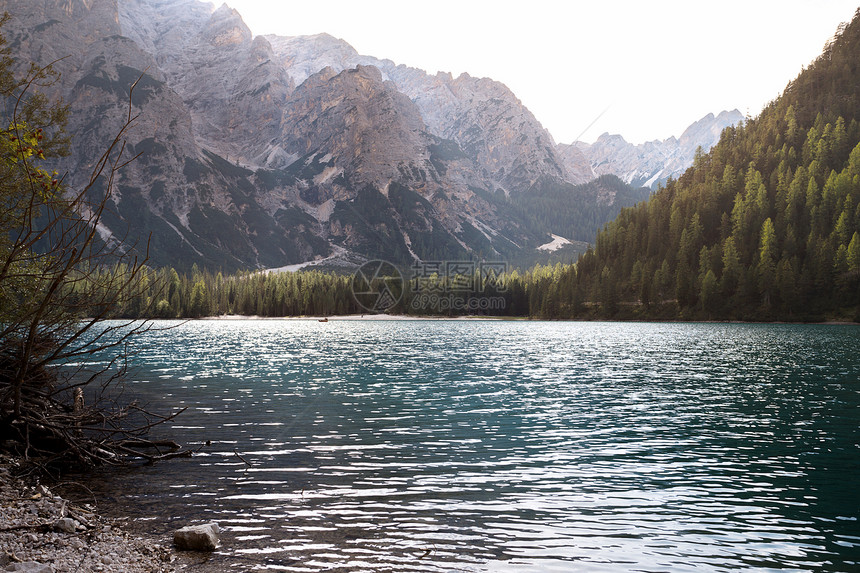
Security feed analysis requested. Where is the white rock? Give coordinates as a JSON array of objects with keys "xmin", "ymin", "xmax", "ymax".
[{"xmin": 173, "ymin": 523, "xmax": 220, "ymax": 551}]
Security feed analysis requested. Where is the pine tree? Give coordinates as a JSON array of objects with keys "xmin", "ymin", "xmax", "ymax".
[
  {"xmin": 700, "ymin": 270, "xmax": 720, "ymax": 316},
  {"xmin": 848, "ymin": 232, "xmax": 860, "ymax": 271},
  {"xmin": 721, "ymin": 237, "xmax": 741, "ymax": 299},
  {"xmin": 189, "ymin": 280, "xmax": 211, "ymax": 318},
  {"xmin": 757, "ymin": 218, "xmax": 778, "ymax": 308}
]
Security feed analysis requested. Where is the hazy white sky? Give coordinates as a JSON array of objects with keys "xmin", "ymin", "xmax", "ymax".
[{"xmin": 223, "ymin": 0, "xmax": 857, "ymax": 144}]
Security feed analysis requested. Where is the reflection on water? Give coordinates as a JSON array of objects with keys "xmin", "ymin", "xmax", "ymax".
[{"xmin": 76, "ymin": 321, "xmax": 860, "ymax": 572}]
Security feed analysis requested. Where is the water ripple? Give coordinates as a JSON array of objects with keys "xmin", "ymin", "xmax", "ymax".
[{"xmin": 74, "ymin": 321, "xmax": 860, "ymax": 572}]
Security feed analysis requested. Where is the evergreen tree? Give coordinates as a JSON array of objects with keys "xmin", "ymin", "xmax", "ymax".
[
  {"xmin": 757, "ymin": 218, "xmax": 778, "ymax": 308},
  {"xmin": 848, "ymin": 231, "xmax": 860, "ymax": 271}
]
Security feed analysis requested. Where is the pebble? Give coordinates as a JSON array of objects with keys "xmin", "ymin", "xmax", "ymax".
[
  {"xmin": 53, "ymin": 519, "xmax": 77, "ymax": 534},
  {"xmin": 0, "ymin": 456, "xmax": 174, "ymax": 572}
]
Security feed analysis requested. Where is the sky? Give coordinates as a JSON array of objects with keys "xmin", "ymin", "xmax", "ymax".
[{"xmin": 223, "ymin": 0, "xmax": 858, "ymax": 144}]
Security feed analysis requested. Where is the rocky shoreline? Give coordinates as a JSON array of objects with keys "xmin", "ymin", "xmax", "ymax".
[{"xmin": 0, "ymin": 456, "xmax": 174, "ymax": 573}]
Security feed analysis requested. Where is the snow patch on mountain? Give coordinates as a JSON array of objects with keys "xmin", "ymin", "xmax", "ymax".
[{"xmin": 537, "ymin": 234, "xmax": 573, "ymax": 252}]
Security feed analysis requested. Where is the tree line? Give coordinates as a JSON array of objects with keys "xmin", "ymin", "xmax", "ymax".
[
  {"xmin": 68, "ymin": 262, "xmax": 554, "ymax": 319},
  {"xmin": 69, "ymin": 265, "xmax": 360, "ymax": 319}
]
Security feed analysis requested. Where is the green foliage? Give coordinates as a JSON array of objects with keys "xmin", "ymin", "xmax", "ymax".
[
  {"xmin": 512, "ymin": 175, "xmax": 651, "ymax": 244},
  {"xmin": 562, "ymin": 10, "xmax": 860, "ymax": 321},
  {"xmin": 0, "ymin": 19, "xmax": 69, "ymax": 325},
  {"xmin": 848, "ymin": 232, "xmax": 860, "ymax": 270},
  {"xmin": 84, "ymin": 266, "xmax": 361, "ymax": 319},
  {"xmin": 93, "ymin": 261, "xmax": 581, "ymax": 320}
]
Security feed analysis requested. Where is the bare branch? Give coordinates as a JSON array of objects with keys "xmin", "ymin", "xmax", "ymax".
[{"xmin": 0, "ymin": 30, "xmax": 183, "ymax": 470}]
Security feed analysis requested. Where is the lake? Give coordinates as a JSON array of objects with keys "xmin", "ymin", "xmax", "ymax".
[{"xmin": 77, "ymin": 320, "xmax": 860, "ymax": 572}]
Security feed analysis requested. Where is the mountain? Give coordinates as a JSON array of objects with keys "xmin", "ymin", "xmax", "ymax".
[
  {"xmin": 559, "ymin": 110, "xmax": 745, "ymax": 189},
  {"xmin": 556, "ymin": 9, "xmax": 860, "ymax": 321},
  {"xmin": 3, "ymin": 0, "xmax": 645, "ymax": 271}
]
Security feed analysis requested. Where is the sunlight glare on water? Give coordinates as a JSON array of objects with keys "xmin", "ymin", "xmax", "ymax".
[{"xmin": 81, "ymin": 320, "xmax": 860, "ymax": 572}]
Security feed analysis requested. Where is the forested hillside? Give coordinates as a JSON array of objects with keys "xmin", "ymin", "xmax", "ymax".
[
  {"xmin": 552, "ymin": 9, "xmax": 860, "ymax": 321},
  {"xmin": 49, "ymin": 9, "xmax": 860, "ymax": 324}
]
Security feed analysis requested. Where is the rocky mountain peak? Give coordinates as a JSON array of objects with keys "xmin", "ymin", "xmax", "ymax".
[
  {"xmin": 678, "ymin": 108, "xmax": 743, "ymax": 150},
  {"xmin": 282, "ymin": 63, "xmax": 427, "ymax": 196},
  {"xmin": 297, "ymin": 65, "xmax": 339, "ymax": 90},
  {"xmin": 264, "ymin": 33, "xmax": 365, "ymax": 86},
  {"xmin": 595, "ymin": 133, "xmax": 628, "ymax": 145},
  {"xmin": 248, "ymin": 24, "xmax": 569, "ymax": 195},
  {"xmin": 351, "ymin": 63, "xmax": 384, "ymax": 85},
  {"xmin": 449, "ymin": 72, "xmax": 520, "ymax": 104},
  {"xmin": 200, "ymin": 3, "xmax": 251, "ymax": 47},
  {"xmin": 248, "ymin": 34, "xmax": 274, "ymax": 64},
  {"xmin": 555, "ymin": 143, "xmax": 596, "ymax": 184},
  {"xmin": 566, "ymin": 110, "xmax": 744, "ymax": 188},
  {"xmin": 384, "ymin": 68, "xmax": 567, "ymax": 193}
]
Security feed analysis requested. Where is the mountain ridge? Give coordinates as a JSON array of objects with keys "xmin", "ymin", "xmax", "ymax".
[
  {"xmin": 562, "ymin": 109, "xmax": 745, "ymax": 189},
  {"xmin": 4, "ymin": 0, "xmax": 722, "ymax": 271}
]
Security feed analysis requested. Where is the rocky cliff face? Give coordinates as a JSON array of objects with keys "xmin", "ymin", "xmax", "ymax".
[
  {"xmin": 413, "ymin": 72, "xmax": 568, "ymax": 194},
  {"xmin": 2, "ymin": 0, "xmax": 673, "ymax": 271},
  {"xmin": 264, "ymin": 33, "xmax": 573, "ymax": 194},
  {"xmin": 565, "ymin": 110, "xmax": 745, "ymax": 189},
  {"xmin": 119, "ymin": 1, "xmax": 295, "ymax": 164},
  {"xmin": 555, "ymin": 143, "xmax": 596, "ymax": 184},
  {"xmin": 279, "ymin": 64, "xmax": 426, "ymax": 195}
]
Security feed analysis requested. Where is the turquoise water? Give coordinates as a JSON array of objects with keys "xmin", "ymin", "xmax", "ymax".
[{"xmin": 83, "ymin": 320, "xmax": 860, "ymax": 572}]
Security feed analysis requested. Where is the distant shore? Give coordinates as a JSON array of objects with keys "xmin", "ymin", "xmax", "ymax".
[
  {"xmin": 202, "ymin": 313, "xmax": 512, "ymax": 321},
  {"xmin": 192, "ymin": 314, "xmax": 859, "ymax": 325}
]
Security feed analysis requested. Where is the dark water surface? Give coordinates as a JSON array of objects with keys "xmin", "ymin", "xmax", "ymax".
[{"xmin": 75, "ymin": 320, "xmax": 860, "ymax": 572}]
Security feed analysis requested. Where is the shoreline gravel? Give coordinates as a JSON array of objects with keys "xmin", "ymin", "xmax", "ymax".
[{"xmin": 0, "ymin": 455, "xmax": 174, "ymax": 573}]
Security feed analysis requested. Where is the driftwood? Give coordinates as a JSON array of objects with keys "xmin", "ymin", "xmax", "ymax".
[{"xmin": 1, "ymin": 382, "xmax": 191, "ymax": 468}]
